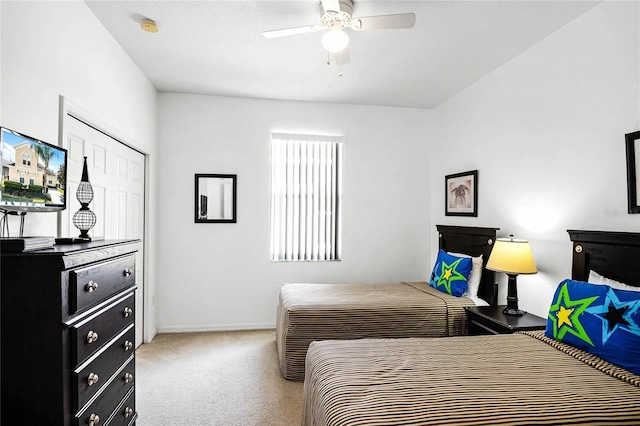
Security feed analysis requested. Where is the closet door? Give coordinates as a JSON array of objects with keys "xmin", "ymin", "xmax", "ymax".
[{"xmin": 62, "ymin": 115, "xmax": 145, "ymax": 347}]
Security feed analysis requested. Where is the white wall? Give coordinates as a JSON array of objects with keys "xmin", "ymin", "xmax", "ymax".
[
  {"xmin": 431, "ymin": 0, "xmax": 640, "ymax": 317},
  {"xmin": 156, "ymin": 93, "xmax": 430, "ymax": 331},
  {"xmin": 1, "ymin": 1, "xmax": 159, "ymax": 335}
]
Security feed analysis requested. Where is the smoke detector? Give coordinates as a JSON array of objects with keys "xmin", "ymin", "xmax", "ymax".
[{"xmin": 140, "ymin": 19, "xmax": 159, "ymax": 33}]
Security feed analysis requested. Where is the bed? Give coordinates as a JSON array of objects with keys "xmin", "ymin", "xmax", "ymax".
[
  {"xmin": 301, "ymin": 230, "xmax": 640, "ymax": 425},
  {"xmin": 277, "ymin": 225, "xmax": 499, "ymax": 381}
]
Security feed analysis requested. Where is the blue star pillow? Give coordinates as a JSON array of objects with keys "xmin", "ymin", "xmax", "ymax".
[
  {"xmin": 545, "ymin": 279, "xmax": 640, "ymax": 375},
  {"xmin": 429, "ymin": 250, "xmax": 472, "ymax": 297}
]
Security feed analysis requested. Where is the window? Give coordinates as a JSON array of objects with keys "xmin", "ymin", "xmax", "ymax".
[{"xmin": 270, "ymin": 133, "xmax": 343, "ymax": 261}]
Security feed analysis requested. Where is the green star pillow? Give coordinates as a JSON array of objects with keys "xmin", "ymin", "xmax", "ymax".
[
  {"xmin": 545, "ymin": 279, "xmax": 640, "ymax": 375},
  {"xmin": 429, "ymin": 250, "xmax": 472, "ymax": 297}
]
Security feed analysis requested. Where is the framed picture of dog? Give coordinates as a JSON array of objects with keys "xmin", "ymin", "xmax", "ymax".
[{"xmin": 445, "ymin": 170, "xmax": 477, "ymax": 217}]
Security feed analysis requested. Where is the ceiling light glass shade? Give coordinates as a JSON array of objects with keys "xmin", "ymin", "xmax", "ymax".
[
  {"xmin": 486, "ymin": 237, "xmax": 538, "ymax": 275},
  {"xmin": 321, "ymin": 30, "xmax": 349, "ymax": 53}
]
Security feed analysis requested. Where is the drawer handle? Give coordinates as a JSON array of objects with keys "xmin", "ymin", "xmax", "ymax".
[
  {"xmin": 124, "ymin": 340, "xmax": 133, "ymax": 351},
  {"xmin": 123, "ymin": 268, "xmax": 133, "ymax": 277},
  {"xmin": 89, "ymin": 413, "xmax": 100, "ymax": 426},
  {"xmin": 123, "ymin": 307, "xmax": 133, "ymax": 317},
  {"xmin": 124, "ymin": 372, "xmax": 134, "ymax": 384},
  {"xmin": 124, "ymin": 407, "xmax": 134, "ymax": 418},
  {"xmin": 87, "ymin": 331, "xmax": 99, "ymax": 344},
  {"xmin": 87, "ymin": 372, "xmax": 99, "ymax": 386},
  {"xmin": 86, "ymin": 281, "xmax": 98, "ymax": 292}
]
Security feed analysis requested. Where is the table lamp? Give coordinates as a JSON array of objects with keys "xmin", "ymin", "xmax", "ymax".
[{"xmin": 486, "ymin": 235, "xmax": 537, "ymax": 316}]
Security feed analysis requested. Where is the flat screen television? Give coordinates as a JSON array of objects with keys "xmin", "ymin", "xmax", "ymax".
[{"xmin": 0, "ymin": 126, "xmax": 68, "ymax": 212}]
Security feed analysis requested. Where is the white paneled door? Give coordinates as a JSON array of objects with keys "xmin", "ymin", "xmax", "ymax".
[{"xmin": 62, "ymin": 115, "xmax": 145, "ymax": 347}]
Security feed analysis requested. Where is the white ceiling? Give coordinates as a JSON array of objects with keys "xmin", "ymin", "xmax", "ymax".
[{"xmin": 85, "ymin": 0, "xmax": 601, "ymax": 109}]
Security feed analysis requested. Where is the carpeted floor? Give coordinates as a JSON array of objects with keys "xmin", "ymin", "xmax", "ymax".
[{"xmin": 135, "ymin": 329, "xmax": 304, "ymax": 425}]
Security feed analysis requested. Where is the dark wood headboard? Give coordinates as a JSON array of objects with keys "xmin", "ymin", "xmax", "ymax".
[
  {"xmin": 436, "ymin": 225, "xmax": 500, "ymax": 306},
  {"xmin": 568, "ymin": 229, "xmax": 640, "ymax": 287}
]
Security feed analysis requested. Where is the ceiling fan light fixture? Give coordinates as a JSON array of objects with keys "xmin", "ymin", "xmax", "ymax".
[{"xmin": 321, "ymin": 30, "xmax": 349, "ymax": 53}]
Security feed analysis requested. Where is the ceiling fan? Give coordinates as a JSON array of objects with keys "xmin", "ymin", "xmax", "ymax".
[{"xmin": 263, "ymin": 0, "xmax": 416, "ymax": 65}]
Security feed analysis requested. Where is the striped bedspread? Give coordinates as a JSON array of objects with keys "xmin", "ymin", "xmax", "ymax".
[
  {"xmin": 302, "ymin": 331, "xmax": 640, "ymax": 425},
  {"xmin": 276, "ymin": 281, "xmax": 475, "ymax": 381}
]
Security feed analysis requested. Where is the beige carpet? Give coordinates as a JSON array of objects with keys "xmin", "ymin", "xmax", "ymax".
[{"xmin": 135, "ymin": 329, "xmax": 304, "ymax": 425}]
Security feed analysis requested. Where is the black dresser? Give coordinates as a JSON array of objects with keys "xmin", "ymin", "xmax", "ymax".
[{"xmin": 1, "ymin": 240, "xmax": 139, "ymax": 425}]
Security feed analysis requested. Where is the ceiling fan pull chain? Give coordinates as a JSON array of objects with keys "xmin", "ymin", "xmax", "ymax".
[{"xmin": 327, "ymin": 51, "xmax": 331, "ymax": 65}]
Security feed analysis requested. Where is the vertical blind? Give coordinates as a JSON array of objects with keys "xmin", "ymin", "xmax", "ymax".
[{"xmin": 270, "ymin": 133, "xmax": 343, "ymax": 261}]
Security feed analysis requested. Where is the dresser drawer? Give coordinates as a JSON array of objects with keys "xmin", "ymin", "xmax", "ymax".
[
  {"xmin": 106, "ymin": 387, "xmax": 136, "ymax": 426},
  {"xmin": 75, "ymin": 325, "xmax": 136, "ymax": 411},
  {"xmin": 75, "ymin": 356, "xmax": 135, "ymax": 426},
  {"xmin": 72, "ymin": 292, "xmax": 135, "ymax": 365},
  {"xmin": 70, "ymin": 255, "xmax": 135, "ymax": 315}
]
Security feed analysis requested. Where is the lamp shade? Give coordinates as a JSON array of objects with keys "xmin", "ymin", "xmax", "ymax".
[{"xmin": 486, "ymin": 237, "xmax": 537, "ymax": 275}]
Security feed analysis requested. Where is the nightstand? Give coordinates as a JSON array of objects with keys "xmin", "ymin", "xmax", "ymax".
[{"xmin": 465, "ymin": 305, "xmax": 547, "ymax": 335}]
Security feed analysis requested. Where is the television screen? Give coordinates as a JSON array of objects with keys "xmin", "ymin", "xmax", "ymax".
[{"xmin": 1, "ymin": 126, "xmax": 68, "ymax": 212}]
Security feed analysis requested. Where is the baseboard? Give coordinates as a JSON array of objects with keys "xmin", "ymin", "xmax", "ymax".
[
  {"xmin": 143, "ymin": 327, "xmax": 158, "ymax": 344},
  {"xmin": 156, "ymin": 322, "xmax": 275, "ymax": 334}
]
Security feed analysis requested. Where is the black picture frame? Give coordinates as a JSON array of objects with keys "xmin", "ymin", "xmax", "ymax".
[
  {"xmin": 195, "ymin": 173, "xmax": 237, "ymax": 223},
  {"xmin": 445, "ymin": 170, "xmax": 478, "ymax": 217},
  {"xmin": 626, "ymin": 131, "xmax": 640, "ymax": 214}
]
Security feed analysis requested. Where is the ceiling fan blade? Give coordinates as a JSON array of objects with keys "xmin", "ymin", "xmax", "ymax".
[
  {"xmin": 354, "ymin": 13, "xmax": 416, "ymax": 31},
  {"xmin": 322, "ymin": 0, "xmax": 341, "ymax": 14},
  {"xmin": 334, "ymin": 47, "xmax": 351, "ymax": 65},
  {"xmin": 263, "ymin": 25, "xmax": 321, "ymax": 39}
]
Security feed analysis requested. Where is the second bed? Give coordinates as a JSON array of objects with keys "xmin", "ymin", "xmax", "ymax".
[{"xmin": 276, "ymin": 225, "xmax": 499, "ymax": 381}]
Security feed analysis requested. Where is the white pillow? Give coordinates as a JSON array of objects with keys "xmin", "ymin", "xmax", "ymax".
[
  {"xmin": 447, "ymin": 252, "xmax": 483, "ymax": 298},
  {"xmin": 465, "ymin": 294, "xmax": 489, "ymax": 307},
  {"xmin": 588, "ymin": 270, "xmax": 639, "ymax": 292}
]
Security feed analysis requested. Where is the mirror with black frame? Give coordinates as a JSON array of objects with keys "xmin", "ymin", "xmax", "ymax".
[{"xmin": 195, "ymin": 174, "xmax": 237, "ymax": 223}]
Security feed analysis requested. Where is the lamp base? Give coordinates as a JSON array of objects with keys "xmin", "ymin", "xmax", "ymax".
[
  {"xmin": 504, "ymin": 273, "xmax": 525, "ymax": 316},
  {"xmin": 503, "ymin": 307, "xmax": 526, "ymax": 316}
]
